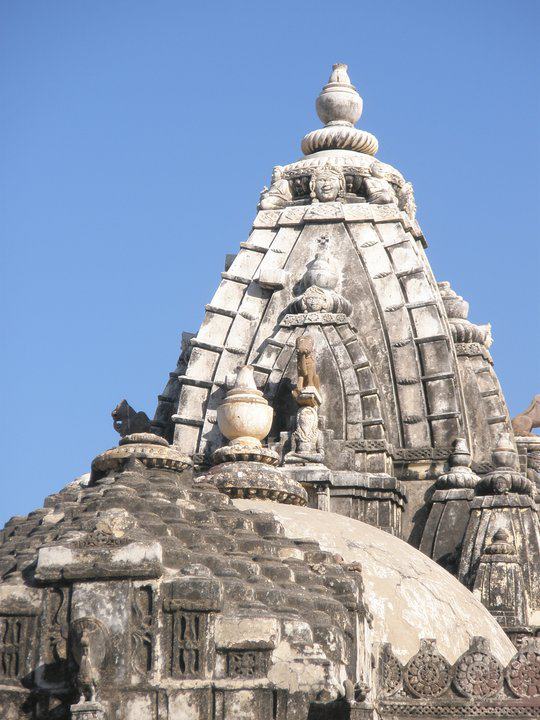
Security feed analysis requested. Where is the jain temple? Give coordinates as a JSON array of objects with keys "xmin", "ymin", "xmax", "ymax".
[{"xmin": 1, "ymin": 65, "xmax": 539, "ymax": 720}]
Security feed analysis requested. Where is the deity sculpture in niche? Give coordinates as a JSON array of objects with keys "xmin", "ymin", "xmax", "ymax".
[
  {"xmin": 309, "ymin": 163, "xmax": 346, "ymax": 203},
  {"xmin": 287, "ymin": 336, "xmax": 324, "ymax": 464},
  {"xmin": 363, "ymin": 161, "xmax": 396, "ymax": 205},
  {"xmin": 258, "ymin": 165, "xmax": 292, "ymax": 209},
  {"xmin": 289, "ymin": 236, "xmax": 352, "ymax": 317},
  {"xmin": 70, "ymin": 617, "xmax": 109, "ymax": 709}
]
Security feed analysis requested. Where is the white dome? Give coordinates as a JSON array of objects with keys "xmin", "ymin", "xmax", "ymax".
[{"xmin": 234, "ymin": 500, "xmax": 516, "ymax": 665}]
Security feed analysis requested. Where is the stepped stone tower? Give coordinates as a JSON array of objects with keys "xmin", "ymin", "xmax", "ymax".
[{"xmin": 1, "ymin": 65, "xmax": 538, "ymax": 719}]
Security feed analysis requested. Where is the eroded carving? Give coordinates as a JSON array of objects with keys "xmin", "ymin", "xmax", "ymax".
[
  {"xmin": 379, "ymin": 643, "xmax": 402, "ymax": 696},
  {"xmin": 0, "ymin": 615, "xmax": 34, "ymax": 679},
  {"xmin": 70, "ymin": 617, "xmax": 109, "ymax": 703},
  {"xmin": 506, "ymin": 641, "xmax": 540, "ymax": 698},
  {"xmin": 363, "ymin": 161, "xmax": 396, "ymax": 205},
  {"xmin": 286, "ymin": 335, "xmax": 324, "ymax": 465},
  {"xmin": 131, "ymin": 585, "xmax": 154, "ymax": 675}
]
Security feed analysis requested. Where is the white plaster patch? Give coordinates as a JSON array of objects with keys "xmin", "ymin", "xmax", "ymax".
[
  {"xmin": 113, "ymin": 541, "xmax": 162, "ymax": 564},
  {"xmin": 215, "ymin": 616, "xmax": 280, "ymax": 649},
  {"xmin": 37, "ymin": 544, "xmax": 74, "ymax": 568},
  {"xmin": 233, "ymin": 500, "xmax": 516, "ymax": 665}
]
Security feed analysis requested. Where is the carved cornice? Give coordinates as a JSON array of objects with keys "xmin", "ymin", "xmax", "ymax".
[{"xmin": 378, "ymin": 637, "xmax": 540, "ymax": 708}]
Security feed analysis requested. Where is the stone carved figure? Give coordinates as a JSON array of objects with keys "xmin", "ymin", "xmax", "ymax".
[
  {"xmin": 397, "ymin": 180, "xmax": 417, "ymax": 219},
  {"xmin": 512, "ymin": 395, "xmax": 540, "ymax": 436},
  {"xmin": 363, "ymin": 161, "xmax": 396, "ymax": 205},
  {"xmin": 77, "ymin": 628, "xmax": 97, "ymax": 703},
  {"xmin": 70, "ymin": 618, "xmax": 109, "ymax": 705},
  {"xmin": 287, "ymin": 335, "xmax": 324, "ymax": 464},
  {"xmin": 293, "ymin": 336, "xmax": 320, "ymax": 393},
  {"xmin": 329, "ymin": 62, "xmax": 350, "ymax": 84},
  {"xmin": 112, "ymin": 399, "xmax": 151, "ymax": 437},
  {"xmin": 309, "ymin": 163, "xmax": 346, "ymax": 203},
  {"xmin": 258, "ymin": 165, "xmax": 292, "ymax": 210}
]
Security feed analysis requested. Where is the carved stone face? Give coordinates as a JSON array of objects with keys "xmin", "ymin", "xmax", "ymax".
[
  {"xmin": 271, "ymin": 165, "xmax": 283, "ymax": 184},
  {"xmin": 313, "ymin": 173, "xmax": 341, "ymax": 202},
  {"xmin": 302, "ymin": 286, "xmax": 329, "ymax": 312}
]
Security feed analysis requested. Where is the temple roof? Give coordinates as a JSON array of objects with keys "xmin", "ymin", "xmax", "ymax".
[{"xmin": 149, "ymin": 64, "xmax": 512, "ymax": 481}]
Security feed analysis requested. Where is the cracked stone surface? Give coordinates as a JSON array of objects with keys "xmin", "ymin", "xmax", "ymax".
[{"xmin": 234, "ymin": 499, "xmax": 516, "ymax": 664}]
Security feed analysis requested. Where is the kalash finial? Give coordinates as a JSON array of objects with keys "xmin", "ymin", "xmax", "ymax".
[
  {"xmin": 316, "ymin": 63, "xmax": 363, "ymax": 126},
  {"xmin": 302, "ymin": 63, "xmax": 378, "ymax": 156}
]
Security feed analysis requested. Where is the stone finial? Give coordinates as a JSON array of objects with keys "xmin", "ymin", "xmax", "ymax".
[
  {"xmin": 477, "ymin": 433, "xmax": 535, "ymax": 496},
  {"xmin": 473, "ymin": 529, "xmax": 528, "ymax": 628},
  {"xmin": 485, "ymin": 528, "xmax": 516, "ymax": 556},
  {"xmin": 216, "ymin": 366, "xmax": 273, "ymax": 449},
  {"xmin": 316, "ymin": 63, "xmax": 363, "ymax": 127},
  {"xmin": 492, "ymin": 432, "xmax": 517, "ymax": 469},
  {"xmin": 436, "ymin": 437, "xmax": 479, "ymax": 489},
  {"xmin": 438, "ymin": 281, "xmax": 492, "ymax": 346},
  {"xmin": 450, "ymin": 438, "xmax": 472, "ymax": 468},
  {"xmin": 211, "ymin": 368, "xmax": 307, "ymax": 504},
  {"xmin": 214, "ymin": 365, "xmax": 279, "ymax": 465},
  {"xmin": 302, "ymin": 64, "xmax": 379, "ymax": 156}
]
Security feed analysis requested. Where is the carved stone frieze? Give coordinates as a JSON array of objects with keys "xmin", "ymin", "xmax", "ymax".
[
  {"xmin": 226, "ymin": 649, "xmax": 269, "ymax": 678},
  {"xmin": 281, "ymin": 311, "xmax": 349, "ymax": 327}
]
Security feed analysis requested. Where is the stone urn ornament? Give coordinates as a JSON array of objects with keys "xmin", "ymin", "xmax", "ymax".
[
  {"xmin": 216, "ymin": 366, "xmax": 273, "ymax": 448},
  {"xmin": 214, "ymin": 366, "xmax": 278, "ymax": 464},
  {"xmin": 210, "ymin": 365, "xmax": 307, "ymax": 504}
]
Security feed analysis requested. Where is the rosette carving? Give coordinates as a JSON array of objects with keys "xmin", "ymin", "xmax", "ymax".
[
  {"xmin": 453, "ymin": 637, "xmax": 503, "ymax": 699},
  {"xmin": 403, "ymin": 639, "xmax": 451, "ymax": 698},
  {"xmin": 506, "ymin": 643, "xmax": 540, "ymax": 698}
]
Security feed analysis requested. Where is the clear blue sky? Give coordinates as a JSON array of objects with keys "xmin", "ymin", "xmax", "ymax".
[{"xmin": 1, "ymin": 1, "xmax": 539, "ymax": 527}]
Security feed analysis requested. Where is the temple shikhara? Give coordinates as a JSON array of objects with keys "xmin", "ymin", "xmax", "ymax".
[{"xmin": 1, "ymin": 65, "xmax": 539, "ymax": 719}]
